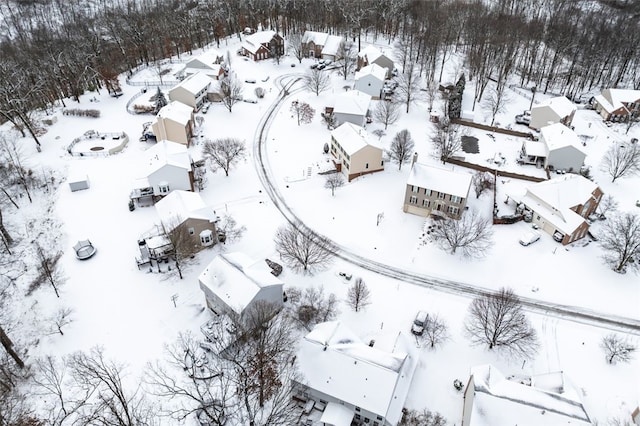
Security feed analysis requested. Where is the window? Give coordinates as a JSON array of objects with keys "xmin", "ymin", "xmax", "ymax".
[
  {"xmin": 425, "ymin": 189, "xmax": 432, "ymax": 196},
  {"xmin": 438, "ymin": 192, "xmax": 446, "ymax": 200},
  {"xmin": 355, "ymin": 414, "xmax": 361, "ymax": 420},
  {"xmin": 158, "ymin": 182, "xmax": 170, "ymax": 194},
  {"xmin": 374, "ymin": 423, "xmax": 379, "ymax": 426},
  {"xmin": 447, "ymin": 206, "xmax": 459, "ymax": 215},
  {"xmin": 411, "ymin": 185, "xmax": 419, "ymax": 193},
  {"xmin": 376, "ymin": 416, "xmax": 383, "ymax": 421},
  {"xmin": 200, "ymin": 234, "xmax": 212, "ymax": 244},
  {"xmin": 188, "ymin": 227, "xmax": 195, "ymax": 235},
  {"xmin": 409, "ymin": 196, "xmax": 418, "ymax": 205},
  {"xmin": 355, "ymin": 407, "xmax": 361, "ymax": 412},
  {"xmin": 365, "ymin": 162, "xmax": 369, "ymax": 169},
  {"xmin": 364, "ymin": 418, "xmax": 370, "ymax": 424},
  {"xmin": 423, "ymin": 199, "xmax": 430, "ymax": 208},
  {"xmin": 451, "ymin": 195, "xmax": 461, "ymax": 204}
]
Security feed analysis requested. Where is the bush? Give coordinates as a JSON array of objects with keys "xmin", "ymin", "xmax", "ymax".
[
  {"xmin": 255, "ymin": 87, "xmax": 266, "ymax": 98},
  {"xmin": 62, "ymin": 108, "xmax": 101, "ymax": 118},
  {"xmin": 133, "ymin": 104, "xmax": 155, "ymax": 114}
]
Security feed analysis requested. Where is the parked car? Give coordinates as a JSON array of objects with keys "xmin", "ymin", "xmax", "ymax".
[
  {"xmin": 515, "ymin": 114, "xmax": 530, "ymax": 125},
  {"xmin": 244, "ymin": 78, "xmax": 256, "ymax": 84},
  {"xmin": 201, "ymin": 104, "xmax": 209, "ymax": 114},
  {"xmin": 243, "ymin": 97, "xmax": 258, "ymax": 104},
  {"xmin": 310, "ymin": 63, "xmax": 318, "ymax": 69},
  {"xmin": 519, "ymin": 230, "xmax": 541, "ymax": 246},
  {"xmin": 411, "ymin": 311, "xmax": 428, "ymax": 336},
  {"xmin": 317, "ymin": 63, "xmax": 326, "ymax": 70},
  {"xmin": 552, "ymin": 231, "xmax": 564, "ymax": 243}
]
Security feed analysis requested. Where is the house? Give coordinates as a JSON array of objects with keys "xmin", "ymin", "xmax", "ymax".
[
  {"xmin": 403, "ymin": 157, "xmax": 472, "ymax": 220},
  {"xmin": 357, "ymin": 45, "xmax": 394, "ymax": 78},
  {"xmin": 198, "ymin": 252, "xmax": 284, "ymax": 318},
  {"xmin": 155, "ymin": 190, "xmax": 219, "ymax": 249},
  {"xmin": 241, "ymin": 30, "xmax": 284, "ymax": 61},
  {"xmin": 354, "ymin": 63, "xmax": 386, "ymax": 99},
  {"xmin": 592, "ymin": 88, "xmax": 640, "ymax": 122},
  {"xmin": 330, "ymin": 122, "xmax": 383, "ymax": 182},
  {"xmin": 130, "ymin": 140, "xmax": 194, "ymax": 205},
  {"xmin": 294, "ymin": 321, "xmax": 418, "ymax": 426},
  {"xmin": 177, "ymin": 50, "xmax": 225, "ymax": 80},
  {"xmin": 151, "ymin": 101, "xmax": 194, "ymax": 146},
  {"xmin": 518, "ymin": 140, "xmax": 547, "ymax": 167},
  {"xmin": 168, "ymin": 72, "xmax": 213, "ymax": 111},
  {"xmin": 511, "ymin": 174, "xmax": 603, "ymax": 245},
  {"xmin": 540, "ymin": 123, "xmax": 586, "ymax": 172},
  {"xmin": 462, "ymin": 364, "xmax": 592, "ymax": 426},
  {"xmin": 529, "ymin": 96, "xmax": 577, "ymax": 130},
  {"xmin": 301, "ymin": 31, "xmax": 344, "ymax": 61},
  {"xmin": 329, "ymin": 89, "xmax": 372, "ymax": 127}
]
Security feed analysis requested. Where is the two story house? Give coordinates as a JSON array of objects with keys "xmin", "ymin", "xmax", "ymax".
[
  {"xmin": 357, "ymin": 45, "xmax": 394, "ymax": 78},
  {"xmin": 530, "ymin": 96, "xmax": 577, "ymax": 130},
  {"xmin": 540, "ymin": 123, "xmax": 586, "ymax": 173},
  {"xmin": 592, "ymin": 88, "xmax": 640, "ymax": 122},
  {"xmin": 330, "ymin": 122, "xmax": 384, "ymax": 182},
  {"xmin": 151, "ymin": 101, "xmax": 194, "ymax": 146},
  {"xmin": 241, "ymin": 30, "xmax": 284, "ymax": 61},
  {"xmin": 301, "ymin": 31, "xmax": 344, "ymax": 61},
  {"xmin": 169, "ymin": 72, "xmax": 212, "ymax": 111}
]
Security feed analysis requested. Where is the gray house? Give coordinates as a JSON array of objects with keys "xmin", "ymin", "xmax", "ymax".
[
  {"xmin": 540, "ymin": 123, "xmax": 586, "ymax": 172},
  {"xmin": 329, "ymin": 90, "xmax": 371, "ymax": 127}
]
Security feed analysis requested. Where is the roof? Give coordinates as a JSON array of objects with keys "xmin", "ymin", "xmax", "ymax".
[
  {"xmin": 156, "ymin": 101, "xmax": 193, "ymax": 126},
  {"xmin": 602, "ymin": 88, "xmax": 640, "ymax": 111},
  {"xmin": 297, "ymin": 322, "xmax": 417, "ymax": 425},
  {"xmin": 302, "ymin": 30, "xmax": 329, "ymax": 45},
  {"xmin": 331, "ymin": 122, "xmax": 379, "ymax": 156},
  {"xmin": 466, "ymin": 364, "xmax": 591, "ymax": 426},
  {"xmin": 155, "ymin": 190, "xmax": 218, "ymax": 228},
  {"xmin": 354, "ymin": 63, "xmax": 386, "ymax": 82},
  {"xmin": 594, "ymin": 94, "xmax": 616, "ymax": 113},
  {"xmin": 332, "ymin": 90, "xmax": 371, "ymax": 116},
  {"xmin": 540, "ymin": 123, "xmax": 586, "ymax": 154},
  {"xmin": 143, "ymin": 140, "xmax": 191, "ymax": 176},
  {"xmin": 407, "ymin": 163, "xmax": 472, "ymax": 198},
  {"xmin": 523, "ymin": 140, "xmax": 547, "ymax": 157},
  {"xmin": 357, "ymin": 45, "xmax": 383, "ymax": 62},
  {"xmin": 171, "ymin": 72, "xmax": 212, "ymax": 96},
  {"xmin": 198, "ymin": 252, "xmax": 284, "ymax": 315},
  {"xmin": 322, "ymin": 35, "xmax": 343, "ymax": 56},
  {"xmin": 319, "ymin": 402, "xmax": 353, "ymax": 426},
  {"xmin": 534, "ymin": 96, "xmax": 576, "ymax": 118},
  {"xmin": 242, "ymin": 30, "xmax": 278, "ymax": 54},
  {"xmin": 186, "ymin": 50, "xmax": 223, "ymax": 68}
]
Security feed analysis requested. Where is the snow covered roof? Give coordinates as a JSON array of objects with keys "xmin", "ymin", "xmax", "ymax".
[
  {"xmin": 143, "ymin": 140, "xmax": 191, "ymax": 176},
  {"xmin": 322, "ymin": 35, "xmax": 343, "ymax": 57},
  {"xmin": 407, "ymin": 163, "xmax": 472, "ymax": 198},
  {"xmin": 297, "ymin": 321, "xmax": 417, "ymax": 425},
  {"xmin": 156, "ymin": 101, "xmax": 193, "ymax": 125},
  {"xmin": 302, "ymin": 31, "xmax": 329, "ymax": 45},
  {"xmin": 357, "ymin": 45, "xmax": 383, "ymax": 62},
  {"xmin": 540, "ymin": 123, "xmax": 586, "ymax": 154},
  {"xmin": 155, "ymin": 190, "xmax": 218, "ymax": 227},
  {"xmin": 171, "ymin": 72, "xmax": 212, "ymax": 96},
  {"xmin": 332, "ymin": 90, "xmax": 371, "ymax": 116},
  {"xmin": 320, "ymin": 402, "xmax": 353, "ymax": 426},
  {"xmin": 354, "ymin": 63, "xmax": 386, "ymax": 82},
  {"xmin": 242, "ymin": 30, "xmax": 278, "ymax": 54},
  {"xmin": 186, "ymin": 50, "xmax": 223, "ymax": 68},
  {"xmin": 523, "ymin": 140, "xmax": 547, "ymax": 158},
  {"xmin": 466, "ymin": 364, "xmax": 592, "ymax": 426},
  {"xmin": 601, "ymin": 88, "xmax": 640, "ymax": 111},
  {"xmin": 330, "ymin": 122, "xmax": 380, "ymax": 156},
  {"xmin": 534, "ymin": 96, "xmax": 576, "ymax": 118},
  {"xmin": 198, "ymin": 252, "xmax": 284, "ymax": 315},
  {"xmin": 181, "ymin": 65, "xmax": 223, "ymax": 79}
]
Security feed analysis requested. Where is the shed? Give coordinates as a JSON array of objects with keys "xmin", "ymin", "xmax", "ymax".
[{"xmin": 68, "ymin": 174, "xmax": 90, "ymax": 192}]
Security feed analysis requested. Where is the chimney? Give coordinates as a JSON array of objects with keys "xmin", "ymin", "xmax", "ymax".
[{"xmin": 411, "ymin": 152, "xmax": 419, "ymax": 168}]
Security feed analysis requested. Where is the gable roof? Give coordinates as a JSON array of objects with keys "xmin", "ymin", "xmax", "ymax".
[
  {"xmin": 602, "ymin": 88, "xmax": 640, "ymax": 111},
  {"xmin": 354, "ymin": 63, "xmax": 386, "ymax": 82},
  {"xmin": 332, "ymin": 89, "xmax": 371, "ymax": 116},
  {"xmin": 322, "ymin": 35, "xmax": 343, "ymax": 57},
  {"xmin": 242, "ymin": 30, "xmax": 278, "ymax": 54},
  {"xmin": 171, "ymin": 72, "xmax": 212, "ymax": 96},
  {"xmin": 143, "ymin": 140, "xmax": 191, "ymax": 176},
  {"xmin": 302, "ymin": 30, "xmax": 329, "ymax": 45},
  {"xmin": 186, "ymin": 50, "xmax": 223, "ymax": 69},
  {"xmin": 407, "ymin": 162, "xmax": 472, "ymax": 198},
  {"xmin": 540, "ymin": 123, "xmax": 586, "ymax": 154},
  {"xmin": 297, "ymin": 321, "xmax": 417, "ymax": 425},
  {"xmin": 466, "ymin": 364, "xmax": 591, "ymax": 426},
  {"xmin": 155, "ymin": 190, "xmax": 218, "ymax": 227},
  {"xmin": 535, "ymin": 96, "xmax": 576, "ymax": 118},
  {"xmin": 331, "ymin": 122, "xmax": 379, "ymax": 156},
  {"xmin": 198, "ymin": 252, "xmax": 284, "ymax": 315},
  {"xmin": 156, "ymin": 101, "xmax": 193, "ymax": 126},
  {"xmin": 357, "ymin": 45, "xmax": 384, "ymax": 62}
]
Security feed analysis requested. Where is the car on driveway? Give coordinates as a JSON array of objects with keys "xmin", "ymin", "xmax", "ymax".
[
  {"xmin": 411, "ymin": 311, "xmax": 428, "ymax": 336},
  {"xmin": 519, "ymin": 230, "xmax": 541, "ymax": 246},
  {"xmin": 515, "ymin": 114, "xmax": 530, "ymax": 125}
]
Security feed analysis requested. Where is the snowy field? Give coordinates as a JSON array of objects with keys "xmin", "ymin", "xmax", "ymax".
[{"xmin": 3, "ymin": 35, "xmax": 639, "ymax": 424}]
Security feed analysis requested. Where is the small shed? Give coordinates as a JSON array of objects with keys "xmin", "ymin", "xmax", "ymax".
[{"xmin": 68, "ymin": 174, "xmax": 90, "ymax": 192}]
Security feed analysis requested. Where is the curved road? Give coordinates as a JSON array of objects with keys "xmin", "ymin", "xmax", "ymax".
[{"xmin": 254, "ymin": 75, "xmax": 640, "ymax": 335}]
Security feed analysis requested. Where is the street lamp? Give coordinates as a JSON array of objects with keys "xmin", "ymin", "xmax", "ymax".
[{"xmin": 528, "ymin": 86, "xmax": 537, "ymax": 111}]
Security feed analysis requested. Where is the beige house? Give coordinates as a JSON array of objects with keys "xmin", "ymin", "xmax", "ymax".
[
  {"xmin": 540, "ymin": 123, "xmax": 586, "ymax": 173},
  {"xmin": 357, "ymin": 45, "xmax": 394, "ymax": 78},
  {"xmin": 592, "ymin": 88, "xmax": 640, "ymax": 121},
  {"xmin": 199, "ymin": 252, "xmax": 284, "ymax": 318},
  {"xmin": 510, "ymin": 174, "xmax": 602, "ymax": 245},
  {"xmin": 529, "ymin": 96, "xmax": 577, "ymax": 130},
  {"xmin": 330, "ymin": 122, "xmax": 383, "ymax": 182},
  {"xmin": 169, "ymin": 72, "xmax": 213, "ymax": 111},
  {"xmin": 294, "ymin": 321, "xmax": 418, "ymax": 426},
  {"xmin": 301, "ymin": 31, "xmax": 343, "ymax": 61},
  {"xmin": 403, "ymin": 158, "xmax": 472, "ymax": 219},
  {"xmin": 151, "ymin": 101, "xmax": 194, "ymax": 146},
  {"xmin": 462, "ymin": 364, "xmax": 592, "ymax": 426},
  {"xmin": 155, "ymin": 190, "xmax": 219, "ymax": 250}
]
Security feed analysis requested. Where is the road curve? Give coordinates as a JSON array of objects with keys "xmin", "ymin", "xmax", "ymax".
[{"xmin": 253, "ymin": 75, "xmax": 640, "ymax": 335}]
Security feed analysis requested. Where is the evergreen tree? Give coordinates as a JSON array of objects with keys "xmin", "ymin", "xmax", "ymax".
[{"xmin": 154, "ymin": 87, "xmax": 167, "ymax": 114}]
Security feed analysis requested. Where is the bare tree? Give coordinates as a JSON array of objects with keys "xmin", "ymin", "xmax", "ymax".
[
  {"xmin": 419, "ymin": 314, "xmax": 449, "ymax": 349},
  {"xmin": 324, "ymin": 173, "xmax": 345, "ymax": 196},
  {"xmin": 601, "ymin": 333, "xmax": 636, "ymax": 364},
  {"xmin": 304, "ymin": 69, "xmax": 331, "ymax": 96},
  {"xmin": 625, "ymin": 115, "xmax": 639, "ymax": 135},
  {"xmin": 432, "ymin": 118, "xmax": 462, "ymax": 164},
  {"xmin": 599, "ymin": 212, "xmax": 640, "ymax": 274},
  {"xmin": 0, "ymin": 207, "xmax": 13, "ymax": 250},
  {"xmin": 424, "ymin": 80, "xmax": 439, "ymax": 113},
  {"xmin": 394, "ymin": 62, "xmax": 422, "ymax": 113},
  {"xmin": 471, "ymin": 171, "xmax": 495, "ymax": 199},
  {"xmin": 31, "ymin": 244, "xmax": 64, "ymax": 297},
  {"xmin": 220, "ymin": 76, "xmax": 244, "ymax": 112},
  {"xmin": 335, "ymin": 40, "xmax": 357, "ymax": 80},
  {"xmin": 51, "ymin": 308, "xmax": 74, "ymax": 336},
  {"xmin": 596, "ymin": 194, "xmax": 618, "ymax": 220},
  {"xmin": 600, "ymin": 143, "xmax": 640, "ymax": 183},
  {"xmin": 373, "ymin": 100, "xmax": 400, "ymax": 130},
  {"xmin": 287, "ymin": 33, "xmax": 305, "ymax": 63},
  {"xmin": 290, "ymin": 100, "xmax": 315, "ymax": 125},
  {"xmin": 274, "ymin": 223, "xmax": 333, "ymax": 274},
  {"xmin": 0, "ymin": 326, "xmax": 24, "ymax": 369},
  {"xmin": 400, "ymin": 408, "xmax": 447, "ymax": 426},
  {"xmin": 202, "ymin": 137, "xmax": 247, "ymax": 177},
  {"xmin": 346, "ymin": 277, "xmax": 371, "ymax": 312},
  {"xmin": 216, "ymin": 214, "xmax": 246, "ymax": 244},
  {"xmin": 386, "ymin": 129, "xmax": 415, "ymax": 170},
  {"xmin": 285, "ymin": 285, "xmax": 339, "ymax": 331},
  {"xmin": 484, "ymin": 85, "xmax": 510, "ymax": 126},
  {"xmin": 0, "ymin": 132, "xmax": 35, "ymax": 203},
  {"xmin": 465, "ymin": 287, "xmax": 538, "ymax": 358},
  {"xmin": 160, "ymin": 217, "xmax": 200, "ymax": 280},
  {"xmin": 430, "ymin": 209, "xmax": 493, "ymax": 258}
]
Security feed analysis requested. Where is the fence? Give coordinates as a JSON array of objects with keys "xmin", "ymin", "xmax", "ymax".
[
  {"xmin": 444, "ymin": 157, "xmax": 547, "ymax": 182},
  {"xmin": 451, "ymin": 118, "xmax": 536, "ymax": 139},
  {"xmin": 67, "ymin": 131, "xmax": 129, "ymax": 157}
]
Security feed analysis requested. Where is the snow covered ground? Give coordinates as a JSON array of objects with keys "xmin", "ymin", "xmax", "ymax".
[{"xmin": 4, "ymin": 35, "xmax": 639, "ymax": 424}]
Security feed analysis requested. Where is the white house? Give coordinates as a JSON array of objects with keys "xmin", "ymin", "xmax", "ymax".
[
  {"xmin": 518, "ymin": 140, "xmax": 547, "ymax": 167},
  {"xmin": 169, "ymin": 72, "xmax": 212, "ymax": 111},
  {"xmin": 540, "ymin": 123, "xmax": 586, "ymax": 172},
  {"xmin": 354, "ymin": 63, "xmax": 386, "ymax": 99},
  {"xmin": 294, "ymin": 321, "xmax": 418, "ymax": 426},
  {"xmin": 330, "ymin": 89, "xmax": 372, "ymax": 127},
  {"xmin": 330, "ymin": 122, "xmax": 384, "ymax": 182},
  {"xmin": 178, "ymin": 50, "xmax": 225, "ymax": 80},
  {"xmin": 530, "ymin": 96, "xmax": 577, "ymax": 130},
  {"xmin": 199, "ymin": 252, "xmax": 284, "ymax": 318},
  {"xmin": 151, "ymin": 101, "xmax": 194, "ymax": 146},
  {"xmin": 130, "ymin": 140, "xmax": 194, "ymax": 204},
  {"xmin": 357, "ymin": 45, "xmax": 394, "ymax": 78},
  {"xmin": 462, "ymin": 364, "xmax": 592, "ymax": 426}
]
